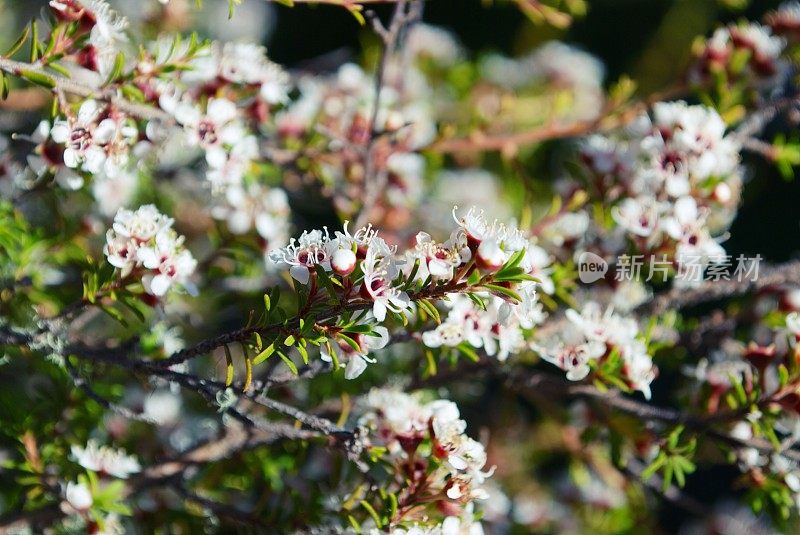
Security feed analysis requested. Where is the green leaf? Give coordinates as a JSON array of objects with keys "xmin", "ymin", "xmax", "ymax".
[
  {"xmin": 360, "ymin": 500, "xmax": 382, "ymax": 528},
  {"xmin": 224, "ymin": 345, "xmax": 234, "ymax": 386},
  {"xmin": 103, "ymin": 52, "xmax": 125, "ymax": 86},
  {"xmin": 99, "ymin": 305, "xmax": 127, "ymax": 327},
  {"xmin": 46, "ymin": 62, "xmax": 72, "ymax": 78},
  {"xmin": 121, "ymin": 84, "xmax": 145, "ymax": 102},
  {"xmin": 29, "ymin": 21, "xmax": 39, "ymax": 63},
  {"xmin": 417, "ymin": 298, "xmax": 441, "ymax": 324},
  {"xmin": 241, "ymin": 343, "xmax": 253, "ymax": 391},
  {"xmin": 467, "ymin": 269, "xmax": 481, "ymax": 286},
  {"xmin": 296, "ymin": 343, "xmax": 309, "ymax": 364},
  {"xmin": 457, "ymin": 342, "xmax": 480, "ymax": 362},
  {"xmin": 253, "ymin": 343, "xmax": 275, "ymax": 365},
  {"xmin": 277, "ymin": 351, "xmax": 298, "ymax": 375},
  {"xmin": 4, "ymin": 26, "xmax": 30, "ymax": 58},
  {"xmin": 284, "ymin": 334, "xmax": 296, "ymax": 347},
  {"xmin": 641, "ymin": 454, "xmax": 665, "ymax": 480},
  {"xmin": 338, "ymin": 333, "xmax": 362, "ymax": 353},
  {"xmin": 0, "ymin": 73, "xmax": 7, "ymax": 101},
  {"xmin": 348, "ymin": 6, "xmax": 366, "ymax": 25},
  {"xmin": 482, "ymin": 283, "xmax": 521, "ymax": 302},
  {"xmin": 19, "ymin": 70, "xmax": 55, "ymax": 89},
  {"xmin": 244, "ymin": 354, "xmax": 253, "ymax": 391}
]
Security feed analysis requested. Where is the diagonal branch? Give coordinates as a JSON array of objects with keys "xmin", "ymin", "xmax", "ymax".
[{"xmin": 0, "ymin": 56, "xmax": 171, "ymax": 121}]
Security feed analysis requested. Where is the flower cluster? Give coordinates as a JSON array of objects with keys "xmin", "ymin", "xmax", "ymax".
[
  {"xmin": 211, "ymin": 182, "xmax": 291, "ymax": 257},
  {"xmin": 269, "ymin": 221, "xmax": 409, "ymax": 322},
  {"xmin": 478, "ymin": 41, "xmax": 605, "ymax": 123},
  {"xmin": 50, "ymin": 100, "xmax": 139, "ymax": 178},
  {"xmin": 276, "ymin": 62, "xmax": 433, "ymax": 222},
  {"xmin": 49, "ymin": 0, "xmax": 130, "ymax": 79},
  {"xmin": 359, "ymin": 389, "xmax": 493, "ymax": 524},
  {"xmin": 422, "ymin": 293, "xmax": 540, "ymax": 362},
  {"xmin": 20, "ymin": 100, "xmax": 140, "ymax": 192},
  {"xmin": 104, "ymin": 204, "xmax": 196, "ymax": 297},
  {"xmin": 578, "ymin": 101, "xmax": 742, "ymax": 283},
  {"xmin": 533, "ymin": 301, "xmax": 657, "ymax": 398},
  {"xmin": 689, "ymin": 21, "xmax": 787, "ymax": 83},
  {"xmin": 132, "ymin": 38, "xmax": 290, "ymax": 203}
]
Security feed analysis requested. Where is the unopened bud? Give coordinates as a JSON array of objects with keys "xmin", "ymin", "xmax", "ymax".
[
  {"xmin": 332, "ymin": 248, "xmax": 357, "ymax": 276},
  {"xmin": 476, "ymin": 239, "xmax": 505, "ymax": 271}
]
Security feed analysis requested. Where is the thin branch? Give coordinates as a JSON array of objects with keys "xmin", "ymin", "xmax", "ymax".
[
  {"xmin": 644, "ymin": 259, "xmax": 800, "ymax": 314},
  {"xmin": 64, "ymin": 357, "xmax": 159, "ymax": 424},
  {"xmin": 0, "ymin": 56, "xmax": 171, "ymax": 121},
  {"xmin": 429, "ymin": 83, "xmax": 689, "ymax": 154},
  {"xmin": 354, "ymin": 0, "xmax": 423, "ymax": 228}
]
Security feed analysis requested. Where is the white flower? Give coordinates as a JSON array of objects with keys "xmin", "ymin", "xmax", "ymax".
[
  {"xmin": 533, "ymin": 329, "xmax": 605, "ymax": 381},
  {"xmin": 412, "ymin": 231, "xmax": 469, "ymax": 281},
  {"xmin": 269, "ymin": 228, "xmax": 333, "ymax": 284},
  {"xmin": 360, "ymin": 238, "xmax": 409, "ymax": 322},
  {"xmin": 71, "ymin": 440, "xmax": 140, "ymax": 479},
  {"xmin": 211, "ymin": 183, "xmax": 291, "ymax": 251},
  {"xmin": 92, "ymin": 169, "xmax": 138, "ymax": 217},
  {"xmin": 612, "ymin": 196, "xmax": 664, "ymax": 238},
  {"xmin": 321, "ymin": 326, "xmax": 389, "ymax": 379},
  {"xmin": 138, "ymin": 231, "xmax": 198, "ymax": 296},
  {"xmin": 404, "ymin": 24, "xmax": 463, "ymax": 66},
  {"xmin": 104, "ymin": 205, "xmax": 195, "ymax": 297},
  {"xmin": 63, "ymin": 481, "xmax": 93, "ymax": 512}
]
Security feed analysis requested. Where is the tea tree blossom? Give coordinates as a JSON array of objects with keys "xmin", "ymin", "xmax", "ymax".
[
  {"xmin": 359, "ymin": 389, "xmax": 494, "ymax": 516},
  {"xmin": 211, "ymin": 183, "xmax": 291, "ymax": 254},
  {"xmin": 268, "ymin": 228, "xmax": 333, "ymax": 284},
  {"xmin": 63, "ymin": 481, "xmax": 93, "ymax": 514},
  {"xmin": 104, "ymin": 205, "xmax": 196, "ymax": 296},
  {"xmin": 574, "ymin": 101, "xmax": 743, "ymax": 283},
  {"xmin": 534, "ymin": 302, "xmax": 657, "ymax": 398},
  {"xmin": 71, "ymin": 440, "xmax": 141, "ymax": 479},
  {"xmin": 361, "ymin": 237, "xmax": 410, "ymax": 321},
  {"xmin": 321, "ymin": 325, "xmax": 390, "ymax": 379},
  {"xmin": 50, "ymin": 100, "xmax": 138, "ymax": 178},
  {"xmin": 423, "ymin": 294, "xmax": 530, "ymax": 362},
  {"xmin": 690, "ymin": 21, "xmax": 786, "ymax": 82}
]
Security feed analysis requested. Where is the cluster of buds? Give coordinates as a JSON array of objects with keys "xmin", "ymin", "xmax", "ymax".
[
  {"xmin": 533, "ymin": 301, "xmax": 657, "ymax": 398},
  {"xmin": 104, "ymin": 204, "xmax": 197, "ymax": 297},
  {"xmin": 359, "ymin": 389, "xmax": 494, "ymax": 526}
]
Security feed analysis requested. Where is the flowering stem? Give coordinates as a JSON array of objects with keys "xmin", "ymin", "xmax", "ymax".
[{"xmin": 0, "ymin": 56, "xmax": 171, "ymax": 121}]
